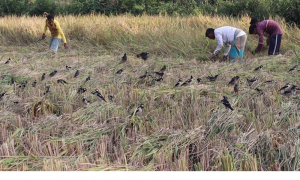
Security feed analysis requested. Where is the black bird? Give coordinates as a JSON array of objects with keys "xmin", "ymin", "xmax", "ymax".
[
  {"xmin": 57, "ymin": 79, "xmax": 68, "ymax": 84},
  {"xmin": 130, "ymin": 104, "xmax": 144, "ymax": 117},
  {"xmin": 5, "ymin": 58, "xmax": 11, "ymax": 64},
  {"xmin": 197, "ymin": 77, "xmax": 202, "ymax": 83},
  {"xmin": 49, "ymin": 70, "xmax": 57, "ymax": 77},
  {"xmin": 154, "ymin": 72, "xmax": 164, "ymax": 76},
  {"xmin": 85, "ymin": 76, "xmax": 91, "ymax": 82},
  {"xmin": 121, "ymin": 53, "xmax": 127, "ymax": 62},
  {"xmin": 159, "ymin": 65, "xmax": 166, "ymax": 73},
  {"xmin": 254, "ymin": 65, "xmax": 263, "ymax": 71},
  {"xmin": 246, "ymin": 77, "xmax": 258, "ymax": 85},
  {"xmin": 255, "ymin": 88, "xmax": 263, "ymax": 94},
  {"xmin": 44, "ymin": 85, "xmax": 50, "ymax": 95},
  {"xmin": 288, "ymin": 65, "xmax": 298, "ymax": 72},
  {"xmin": 92, "ymin": 89, "xmax": 107, "ymax": 102},
  {"xmin": 154, "ymin": 77, "xmax": 163, "ymax": 82},
  {"xmin": 108, "ymin": 95, "xmax": 114, "ymax": 101},
  {"xmin": 264, "ymin": 80, "xmax": 276, "ymax": 84},
  {"xmin": 0, "ymin": 92, "xmax": 6, "ymax": 99},
  {"xmin": 228, "ymin": 76, "xmax": 240, "ymax": 86},
  {"xmin": 137, "ymin": 52, "xmax": 149, "ymax": 60},
  {"xmin": 234, "ymin": 84, "xmax": 239, "ymax": 94},
  {"xmin": 66, "ymin": 65, "xmax": 72, "ymax": 70},
  {"xmin": 77, "ymin": 86, "xmax": 87, "ymax": 94},
  {"xmin": 221, "ymin": 96, "xmax": 234, "ymax": 111},
  {"xmin": 283, "ymin": 85, "xmax": 297, "ymax": 96},
  {"xmin": 174, "ymin": 78, "xmax": 182, "ymax": 88},
  {"xmin": 19, "ymin": 81, "xmax": 28, "ymax": 89},
  {"xmin": 206, "ymin": 75, "xmax": 219, "ymax": 82},
  {"xmin": 83, "ymin": 97, "xmax": 91, "ymax": 105},
  {"xmin": 74, "ymin": 70, "xmax": 80, "ymax": 78},
  {"xmin": 181, "ymin": 76, "xmax": 193, "ymax": 86},
  {"xmin": 32, "ymin": 80, "xmax": 37, "ymax": 87},
  {"xmin": 139, "ymin": 71, "xmax": 148, "ymax": 80},
  {"xmin": 41, "ymin": 73, "xmax": 46, "ymax": 81},
  {"xmin": 116, "ymin": 68, "xmax": 124, "ymax": 75},
  {"xmin": 278, "ymin": 83, "xmax": 291, "ymax": 92},
  {"xmin": 11, "ymin": 77, "xmax": 15, "ymax": 84}
]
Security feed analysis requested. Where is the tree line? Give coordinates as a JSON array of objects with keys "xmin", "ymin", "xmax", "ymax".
[{"xmin": 1, "ymin": 0, "xmax": 300, "ymax": 25}]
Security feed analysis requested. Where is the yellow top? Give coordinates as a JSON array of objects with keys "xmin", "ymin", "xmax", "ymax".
[{"xmin": 44, "ymin": 19, "xmax": 67, "ymax": 43}]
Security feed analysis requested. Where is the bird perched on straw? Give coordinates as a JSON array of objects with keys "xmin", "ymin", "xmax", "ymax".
[
  {"xmin": 74, "ymin": 70, "xmax": 80, "ymax": 78},
  {"xmin": 49, "ymin": 70, "xmax": 57, "ymax": 77},
  {"xmin": 57, "ymin": 79, "xmax": 68, "ymax": 84},
  {"xmin": 44, "ymin": 85, "xmax": 50, "ymax": 95},
  {"xmin": 234, "ymin": 84, "xmax": 239, "ymax": 94},
  {"xmin": 255, "ymin": 87, "xmax": 264, "ymax": 95},
  {"xmin": 0, "ymin": 92, "xmax": 6, "ymax": 99},
  {"xmin": 77, "ymin": 86, "xmax": 87, "ymax": 94},
  {"xmin": 264, "ymin": 80, "xmax": 276, "ymax": 84},
  {"xmin": 115, "ymin": 68, "xmax": 124, "ymax": 75},
  {"xmin": 221, "ymin": 96, "xmax": 234, "ymax": 111},
  {"xmin": 206, "ymin": 75, "xmax": 218, "ymax": 82},
  {"xmin": 159, "ymin": 65, "xmax": 166, "ymax": 73},
  {"xmin": 254, "ymin": 65, "xmax": 263, "ymax": 71},
  {"xmin": 278, "ymin": 83, "xmax": 291, "ymax": 92},
  {"xmin": 66, "ymin": 65, "xmax": 72, "ymax": 70},
  {"xmin": 130, "ymin": 104, "xmax": 144, "ymax": 117},
  {"xmin": 154, "ymin": 72, "xmax": 164, "ymax": 77},
  {"xmin": 92, "ymin": 89, "xmax": 107, "ymax": 102},
  {"xmin": 19, "ymin": 81, "xmax": 28, "ymax": 89},
  {"xmin": 32, "ymin": 80, "xmax": 37, "ymax": 87},
  {"xmin": 181, "ymin": 76, "xmax": 193, "ymax": 86},
  {"xmin": 139, "ymin": 71, "xmax": 149, "ymax": 80},
  {"xmin": 5, "ymin": 58, "xmax": 11, "ymax": 64},
  {"xmin": 83, "ymin": 97, "xmax": 91, "ymax": 105},
  {"xmin": 85, "ymin": 76, "xmax": 91, "ymax": 82},
  {"xmin": 108, "ymin": 95, "xmax": 114, "ymax": 101},
  {"xmin": 197, "ymin": 77, "xmax": 202, "ymax": 83},
  {"xmin": 174, "ymin": 78, "xmax": 182, "ymax": 88},
  {"xmin": 282, "ymin": 85, "xmax": 298, "ymax": 97},
  {"xmin": 228, "ymin": 76, "xmax": 239, "ymax": 86},
  {"xmin": 41, "ymin": 73, "xmax": 46, "ymax": 81},
  {"xmin": 137, "ymin": 52, "xmax": 149, "ymax": 60},
  {"xmin": 288, "ymin": 65, "xmax": 298, "ymax": 72},
  {"xmin": 121, "ymin": 53, "xmax": 127, "ymax": 63},
  {"xmin": 246, "ymin": 77, "xmax": 258, "ymax": 86}
]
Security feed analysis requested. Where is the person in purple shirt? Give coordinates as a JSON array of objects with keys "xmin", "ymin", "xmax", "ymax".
[{"xmin": 249, "ymin": 18, "xmax": 283, "ymax": 55}]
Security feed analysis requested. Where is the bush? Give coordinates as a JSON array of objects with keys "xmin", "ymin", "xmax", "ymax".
[{"xmin": 29, "ymin": 0, "xmax": 57, "ymax": 16}]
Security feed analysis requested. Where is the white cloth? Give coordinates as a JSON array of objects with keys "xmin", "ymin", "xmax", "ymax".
[{"xmin": 213, "ymin": 26, "xmax": 246, "ymax": 56}]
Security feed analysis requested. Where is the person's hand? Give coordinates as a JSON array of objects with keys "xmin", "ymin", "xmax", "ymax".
[
  {"xmin": 41, "ymin": 33, "xmax": 46, "ymax": 40},
  {"xmin": 210, "ymin": 54, "xmax": 216, "ymax": 61},
  {"xmin": 64, "ymin": 43, "xmax": 69, "ymax": 49},
  {"xmin": 222, "ymin": 55, "xmax": 228, "ymax": 61}
]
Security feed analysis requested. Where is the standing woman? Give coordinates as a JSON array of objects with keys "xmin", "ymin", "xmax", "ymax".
[{"xmin": 41, "ymin": 14, "xmax": 69, "ymax": 53}]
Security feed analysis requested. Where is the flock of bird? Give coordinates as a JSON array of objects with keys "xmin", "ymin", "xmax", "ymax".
[{"xmin": 1, "ymin": 52, "xmax": 299, "ymax": 116}]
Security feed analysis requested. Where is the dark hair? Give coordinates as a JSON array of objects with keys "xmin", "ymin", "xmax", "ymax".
[
  {"xmin": 46, "ymin": 14, "xmax": 54, "ymax": 20},
  {"xmin": 250, "ymin": 18, "xmax": 258, "ymax": 25},
  {"xmin": 249, "ymin": 24, "xmax": 257, "ymax": 34},
  {"xmin": 205, "ymin": 28, "xmax": 215, "ymax": 37}
]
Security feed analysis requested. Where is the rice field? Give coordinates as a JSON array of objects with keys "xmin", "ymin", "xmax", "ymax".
[{"xmin": 0, "ymin": 14, "xmax": 300, "ymax": 171}]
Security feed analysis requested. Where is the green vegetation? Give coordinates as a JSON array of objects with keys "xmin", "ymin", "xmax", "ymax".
[{"xmin": 1, "ymin": 0, "xmax": 300, "ymax": 25}]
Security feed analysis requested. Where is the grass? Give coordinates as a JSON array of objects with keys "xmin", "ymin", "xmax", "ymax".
[{"xmin": 0, "ymin": 14, "xmax": 300, "ymax": 171}]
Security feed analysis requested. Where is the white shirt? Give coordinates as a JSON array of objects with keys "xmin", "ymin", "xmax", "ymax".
[{"xmin": 213, "ymin": 26, "xmax": 246, "ymax": 56}]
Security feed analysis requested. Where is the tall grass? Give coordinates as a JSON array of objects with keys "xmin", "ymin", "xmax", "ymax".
[{"xmin": 0, "ymin": 14, "xmax": 300, "ymax": 171}]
